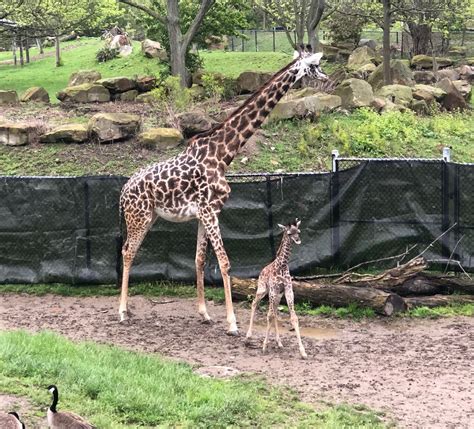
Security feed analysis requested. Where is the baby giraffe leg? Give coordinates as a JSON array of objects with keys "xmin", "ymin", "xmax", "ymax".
[
  {"xmin": 262, "ymin": 291, "xmax": 277, "ymax": 353},
  {"xmin": 285, "ymin": 286, "xmax": 307, "ymax": 359},
  {"xmin": 274, "ymin": 292, "xmax": 284, "ymax": 348},
  {"xmin": 246, "ymin": 280, "xmax": 267, "ymax": 341}
]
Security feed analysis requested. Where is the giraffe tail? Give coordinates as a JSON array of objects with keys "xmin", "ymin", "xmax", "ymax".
[{"xmin": 115, "ymin": 197, "xmax": 124, "ymax": 288}]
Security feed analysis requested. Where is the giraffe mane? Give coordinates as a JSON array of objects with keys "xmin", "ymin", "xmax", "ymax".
[{"xmin": 187, "ymin": 58, "xmax": 299, "ymax": 145}]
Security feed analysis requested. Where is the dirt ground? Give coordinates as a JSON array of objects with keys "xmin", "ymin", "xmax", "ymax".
[{"xmin": 0, "ymin": 293, "xmax": 473, "ymax": 429}]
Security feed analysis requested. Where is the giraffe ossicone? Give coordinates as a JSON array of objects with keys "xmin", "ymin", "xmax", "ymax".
[{"xmin": 118, "ymin": 46, "xmax": 328, "ymax": 336}]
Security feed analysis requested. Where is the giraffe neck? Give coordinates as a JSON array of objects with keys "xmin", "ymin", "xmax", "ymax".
[
  {"xmin": 275, "ymin": 233, "xmax": 292, "ymax": 270},
  {"xmin": 214, "ymin": 60, "xmax": 300, "ymax": 165}
]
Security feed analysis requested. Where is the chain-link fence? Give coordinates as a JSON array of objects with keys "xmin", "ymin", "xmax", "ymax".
[
  {"xmin": 0, "ymin": 154, "xmax": 473, "ymax": 285},
  {"xmin": 226, "ymin": 29, "xmax": 474, "ymax": 58}
]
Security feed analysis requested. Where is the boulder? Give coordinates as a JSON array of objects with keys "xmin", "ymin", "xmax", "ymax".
[
  {"xmin": 114, "ymin": 90, "xmax": 139, "ymax": 101},
  {"xmin": 57, "ymin": 83, "xmax": 110, "ymax": 103},
  {"xmin": 97, "ymin": 76, "xmax": 136, "ymax": 94},
  {"xmin": 138, "ymin": 128, "xmax": 183, "ymax": 150},
  {"xmin": 467, "ymin": 58, "xmax": 474, "ymax": 66},
  {"xmin": 452, "ymin": 80, "xmax": 472, "ymax": 101},
  {"xmin": 435, "ymin": 78, "xmax": 467, "ymax": 111},
  {"xmin": 413, "ymin": 70, "xmax": 436, "ymax": 84},
  {"xmin": 413, "ymin": 84, "xmax": 446, "ymax": 101},
  {"xmin": 136, "ymin": 75, "xmax": 157, "ymax": 92},
  {"xmin": 268, "ymin": 93, "xmax": 341, "ymax": 121},
  {"xmin": 376, "ymin": 84, "xmax": 413, "ymax": 106},
  {"xmin": 189, "ymin": 84, "xmax": 206, "ymax": 100},
  {"xmin": 321, "ymin": 44, "xmax": 340, "ymax": 62},
  {"xmin": 68, "ymin": 70, "xmax": 101, "ymax": 86},
  {"xmin": 88, "ymin": 113, "xmax": 141, "ymax": 143},
  {"xmin": 459, "ymin": 65, "xmax": 474, "ymax": 83},
  {"xmin": 176, "ymin": 111, "xmax": 217, "ymax": 138},
  {"xmin": 192, "ymin": 70, "xmax": 227, "ymax": 86},
  {"xmin": 358, "ymin": 39, "xmax": 377, "ymax": 51},
  {"xmin": 136, "ymin": 93, "xmax": 156, "ymax": 103},
  {"xmin": 381, "ymin": 100, "xmax": 406, "ymax": 113},
  {"xmin": 20, "ymin": 87, "xmax": 50, "ymax": 103},
  {"xmin": 347, "ymin": 46, "xmax": 381, "ymax": 71},
  {"xmin": 141, "ymin": 39, "xmax": 167, "ymax": 60},
  {"xmin": 0, "ymin": 90, "xmax": 19, "ymax": 105},
  {"xmin": 411, "ymin": 55, "xmax": 453, "ymax": 69},
  {"xmin": 436, "ymin": 69, "xmax": 460, "ymax": 81},
  {"xmin": 236, "ymin": 71, "xmax": 273, "ymax": 94},
  {"xmin": 370, "ymin": 97, "xmax": 387, "ymax": 112},
  {"xmin": 334, "ymin": 78, "xmax": 374, "ymax": 109},
  {"xmin": 448, "ymin": 46, "xmax": 467, "ymax": 57},
  {"xmin": 368, "ymin": 60, "xmax": 414, "ymax": 92},
  {"xmin": 410, "ymin": 99, "xmax": 430, "ymax": 115},
  {"xmin": 40, "ymin": 124, "xmax": 89, "ymax": 144},
  {"xmin": 0, "ymin": 122, "xmax": 36, "ymax": 146},
  {"xmin": 351, "ymin": 63, "xmax": 377, "ymax": 79}
]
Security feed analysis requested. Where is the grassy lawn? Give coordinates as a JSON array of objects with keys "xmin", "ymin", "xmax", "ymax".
[{"xmin": 0, "ymin": 330, "xmax": 385, "ymax": 428}]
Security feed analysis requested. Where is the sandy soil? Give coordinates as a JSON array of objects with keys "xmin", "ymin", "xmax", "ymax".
[{"xmin": 1, "ymin": 293, "xmax": 473, "ymax": 428}]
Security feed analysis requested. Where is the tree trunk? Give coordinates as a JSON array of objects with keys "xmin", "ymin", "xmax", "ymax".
[
  {"xmin": 19, "ymin": 36, "xmax": 24, "ymax": 67},
  {"xmin": 55, "ymin": 35, "xmax": 61, "ymax": 67},
  {"xmin": 404, "ymin": 294, "xmax": 474, "ymax": 309},
  {"xmin": 12, "ymin": 36, "xmax": 17, "ymax": 66},
  {"xmin": 167, "ymin": 0, "xmax": 188, "ymax": 87},
  {"xmin": 307, "ymin": 24, "xmax": 319, "ymax": 51},
  {"xmin": 36, "ymin": 38, "xmax": 44, "ymax": 54},
  {"xmin": 25, "ymin": 35, "xmax": 30, "ymax": 63},
  {"xmin": 232, "ymin": 277, "xmax": 407, "ymax": 316},
  {"xmin": 382, "ymin": 0, "xmax": 392, "ymax": 85},
  {"xmin": 408, "ymin": 22, "xmax": 431, "ymax": 56}
]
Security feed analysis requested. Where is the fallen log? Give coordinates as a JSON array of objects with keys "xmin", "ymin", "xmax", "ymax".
[
  {"xmin": 404, "ymin": 294, "xmax": 474, "ymax": 309},
  {"xmin": 231, "ymin": 277, "xmax": 407, "ymax": 316}
]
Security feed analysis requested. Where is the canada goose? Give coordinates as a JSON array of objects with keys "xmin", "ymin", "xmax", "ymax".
[
  {"xmin": 0, "ymin": 411, "xmax": 25, "ymax": 429},
  {"xmin": 47, "ymin": 385, "xmax": 95, "ymax": 429}
]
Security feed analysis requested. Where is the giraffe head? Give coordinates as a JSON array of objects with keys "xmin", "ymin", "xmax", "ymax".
[
  {"xmin": 293, "ymin": 44, "xmax": 327, "ymax": 82},
  {"xmin": 278, "ymin": 219, "xmax": 302, "ymax": 245}
]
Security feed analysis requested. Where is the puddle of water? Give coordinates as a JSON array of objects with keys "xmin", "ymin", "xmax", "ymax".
[{"xmin": 252, "ymin": 323, "xmax": 339, "ymax": 339}]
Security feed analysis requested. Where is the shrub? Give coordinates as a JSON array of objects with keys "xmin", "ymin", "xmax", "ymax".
[
  {"xmin": 150, "ymin": 75, "xmax": 193, "ymax": 112},
  {"xmin": 96, "ymin": 46, "xmax": 118, "ymax": 63}
]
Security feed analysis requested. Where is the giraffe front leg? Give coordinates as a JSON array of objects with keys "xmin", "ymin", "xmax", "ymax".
[
  {"xmin": 200, "ymin": 211, "xmax": 238, "ymax": 335},
  {"xmin": 196, "ymin": 221, "xmax": 212, "ymax": 324},
  {"xmin": 246, "ymin": 281, "xmax": 267, "ymax": 341},
  {"xmin": 274, "ymin": 292, "xmax": 284, "ymax": 348},
  {"xmin": 262, "ymin": 304, "xmax": 275, "ymax": 354},
  {"xmin": 285, "ymin": 286, "xmax": 307, "ymax": 359}
]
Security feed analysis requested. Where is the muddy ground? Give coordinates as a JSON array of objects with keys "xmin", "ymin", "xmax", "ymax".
[{"xmin": 0, "ymin": 293, "xmax": 473, "ymax": 428}]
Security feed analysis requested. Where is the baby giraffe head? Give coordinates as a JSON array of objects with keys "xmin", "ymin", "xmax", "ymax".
[
  {"xmin": 293, "ymin": 44, "xmax": 328, "ymax": 82},
  {"xmin": 278, "ymin": 219, "xmax": 302, "ymax": 245}
]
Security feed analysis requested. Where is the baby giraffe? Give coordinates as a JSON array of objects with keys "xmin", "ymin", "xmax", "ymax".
[{"xmin": 246, "ymin": 219, "xmax": 307, "ymax": 359}]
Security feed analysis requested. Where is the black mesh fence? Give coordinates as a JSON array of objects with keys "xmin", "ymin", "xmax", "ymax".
[{"xmin": 0, "ymin": 159, "xmax": 473, "ymax": 285}]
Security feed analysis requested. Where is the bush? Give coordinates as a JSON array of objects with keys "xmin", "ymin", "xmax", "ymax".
[
  {"xmin": 150, "ymin": 75, "xmax": 193, "ymax": 112},
  {"xmin": 325, "ymin": 5, "xmax": 369, "ymax": 47},
  {"xmin": 96, "ymin": 46, "xmax": 118, "ymax": 63}
]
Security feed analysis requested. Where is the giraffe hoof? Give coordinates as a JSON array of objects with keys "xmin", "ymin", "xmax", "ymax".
[
  {"xmin": 202, "ymin": 318, "xmax": 215, "ymax": 325},
  {"xmin": 300, "ymin": 352, "xmax": 308, "ymax": 360},
  {"xmin": 277, "ymin": 343, "xmax": 284, "ymax": 349},
  {"xmin": 119, "ymin": 312, "xmax": 130, "ymax": 324},
  {"xmin": 226, "ymin": 329, "xmax": 239, "ymax": 337}
]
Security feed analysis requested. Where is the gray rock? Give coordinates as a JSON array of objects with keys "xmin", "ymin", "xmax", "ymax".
[
  {"xmin": 88, "ymin": 113, "xmax": 141, "ymax": 143},
  {"xmin": 97, "ymin": 76, "xmax": 136, "ymax": 94},
  {"xmin": 139, "ymin": 128, "xmax": 183, "ymax": 150},
  {"xmin": 411, "ymin": 55, "xmax": 453, "ymax": 69},
  {"xmin": 458, "ymin": 65, "xmax": 474, "ymax": 83},
  {"xmin": 236, "ymin": 71, "xmax": 273, "ymax": 94},
  {"xmin": 368, "ymin": 60, "xmax": 414, "ymax": 92},
  {"xmin": 68, "ymin": 70, "xmax": 101, "ymax": 86},
  {"xmin": 0, "ymin": 122, "xmax": 36, "ymax": 146},
  {"xmin": 334, "ymin": 78, "xmax": 374, "ymax": 109},
  {"xmin": 410, "ymin": 99, "xmax": 430, "ymax": 115},
  {"xmin": 435, "ymin": 78, "xmax": 467, "ymax": 111},
  {"xmin": 40, "ymin": 124, "xmax": 89, "ymax": 144},
  {"xmin": 413, "ymin": 70, "xmax": 436, "ymax": 84},
  {"xmin": 136, "ymin": 93, "xmax": 156, "ymax": 103},
  {"xmin": 176, "ymin": 111, "xmax": 217, "ymax": 138},
  {"xmin": 347, "ymin": 46, "xmax": 381, "ymax": 71},
  {"xmin": 452, "ymin": 80, "xmax": 472, "ymax": 101},
  {"xmin": 413, "ymin": 84, "xmax": 446, "ymax": 101},
  {"xmin": 114, "ymin": 90, "xmax": 139, "ymax": 101},
  {"xmin": 57, "ymin": 83, "xmax": 110, "ymax": 103},
  {"xmin": 141, "ymin": 39, "xmax": 167, "ymax": 60},
  {"xmin": 20, "ymin": 87, "xmax": 50, "ymax": 103},
  {"xmin": 136, "ymin": 75, "xmax": 157, "ymax": 92},
  {"xmin": 376, "ymin": 84, "xmax": 413, "ymax": 106},
  {"xmin": 436, "ymin": 69, "xmax": 460, "ymax": 82},
  {"xmin": 0, "ymin": 90, "xmax": 19, "ymax": 105},
  {"xmin": 268, "ymin": 93, "xmax": 341, "ymax": 121},
  {"xmin": 358, "ymin": 39, "xmax": 377, "ymax": 50}
]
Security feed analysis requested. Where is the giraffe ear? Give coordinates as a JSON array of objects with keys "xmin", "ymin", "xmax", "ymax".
[
  {"xmin": 278, "ymin": 223, "xmax": 286, "ymax": 230},
  {"xmin": 293, "ymin": 50, "xmax": 300, "ymax": 60},
  {"xmin": 296, "ymin": 219, "xmax": 301, "ymax": 227},
  {"xmin": 308, "ymin": 52, "xmax": 324, "ymax": 64}
]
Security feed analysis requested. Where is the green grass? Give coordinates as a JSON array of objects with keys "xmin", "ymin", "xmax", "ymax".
[
  {"xmin": 403, "ymin": 303, "xmax": 474, "ymax": 318},
  {"xmin": 0, "ymin": 38, "xmax": 168, "ymax": 102},
  {"xmin": 0, "ymin": 331, "xmax": 385, "ymax": 428}
]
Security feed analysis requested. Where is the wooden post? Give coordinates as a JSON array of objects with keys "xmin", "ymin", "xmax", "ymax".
[
  {"xmin": 272, "ymin": 29, "xmax": 276, "ymax": 52},
  {"xmin": 19, "ymin": 34, "xmax": 24, "ymax": 67},
  {"xmin": 55, "ymin": 35, "xmax": 61, "ymax": 67},
  {"xmin": 25, "ymin": 34, "xmax": 30, "ymax": 63},
  {"xmin": 12, "ymin": 36, "xmax": 17, "ymax": 66},
  {"xmin": 255, "ymin": 30, "xmax": 258, "ymax": 52}
]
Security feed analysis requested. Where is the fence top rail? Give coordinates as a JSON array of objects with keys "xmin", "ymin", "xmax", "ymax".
[{"xmin": 336, "ymin": 157, "xmax": 474, "ymax": 166}]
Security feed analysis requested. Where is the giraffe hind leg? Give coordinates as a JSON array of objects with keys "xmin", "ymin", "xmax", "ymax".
[
  {"xmin": 245, "ymin": 278, "xmax": 268, "ymax": 341},
  {"xmin": 196, "ymin": 221, "xmax": 212, "ymax": 324}
]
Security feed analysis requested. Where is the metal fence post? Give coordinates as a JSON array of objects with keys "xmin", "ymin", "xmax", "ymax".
[
  {"xmin": 272, "ymin": 29, "xmax": 276, "ymax": 52},
  {"xmin": 330, "ymin": 150, "xmax": 341, "ymax": 266},
  {"xmin": 441, "ymin": 147, "xmax": 452, "ymax": 259},
  {"xmin": 443, "ymin": 146, "xmax": 451, "ymax": 162},
  {"xmin": 255, "ymin": 30, "xmax": 258, "ymax": 52}
]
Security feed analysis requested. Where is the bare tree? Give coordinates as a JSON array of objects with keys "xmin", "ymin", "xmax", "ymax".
[{"xmin": 119, "ymin": 0, "xmax": 215, "ymax": 86}]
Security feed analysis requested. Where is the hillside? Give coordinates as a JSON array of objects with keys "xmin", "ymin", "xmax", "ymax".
[{"xmin": 0, "ymin": 38, "xmax": 473, "ymax": 177}]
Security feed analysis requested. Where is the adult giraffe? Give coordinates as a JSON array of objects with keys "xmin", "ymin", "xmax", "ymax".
[{"xmin": 118, "ymin": 45, "xmax": 328, "ymax": 335}]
